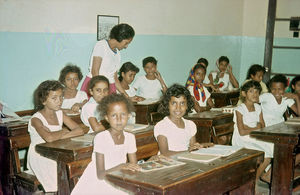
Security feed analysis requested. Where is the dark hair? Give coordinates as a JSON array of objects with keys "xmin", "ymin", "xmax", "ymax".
[
  {"xmin": 290, "ymin": 76, "xmax": 300, "ymax": 93},
  {"xmin": 246, "ymin": 64, "xmax": 266, "ymax": 79},
  {"xmin": 109, "ymin": 23, "xmax": 135, "ymax": 42},
  {"xmin": 142, "ymin": 56, "xmax": 157, "ymax": 68},
  {"xmin": 98, "ymin": 94, "xmax": 135, "ymax": 117},
  {"xmin": 197, "ymin": 58, "xmax": 209, "ymax": 67},
  {"xmin": 241, "ymin": 80, "xmax": 262, "ymax": 93},
  {"xmin": 192, "ymin": 63, "xmax": 206, "ymax": 73},
  {"xmin": 59, "ymin": 64, "xmax": 83, "ymax": 84},
  {"xmin": 88, "ymin": 75, "xmax": 110, "ymax": 90},
  {"xmin": 218, "ymin": 56, "xmax": 230, "ymax": 64},
  {"xmin": 269, "ymin": 74, "xmax": 288, "ymax": 88},
  {"xmin": 118, "ymin": 62, "xmax": 139, "ymax": 82},
  {"xmin": 33, "ymin": 80, "xmax": 63, "ymax": 111},
  {"xmin": 159, "ymin": 84, "xmax": 194, "ymax": 116}
]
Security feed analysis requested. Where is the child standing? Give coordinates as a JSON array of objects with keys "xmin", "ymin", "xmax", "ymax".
[
  {"xmin": 260, "ymin": 74, "xmax": 300, "ymax": 126},
  {"xmin": 133, "ymin": 56, "xmax": 167, "ymax": 100},
  {"xmin": 81, "ymin": 23, "xmax": 135, "ymax": 96},
  {"xmin": 232, "ymin": 80, "xmax": 273, "ymax": 181},
  {"xmin": 59, "ymin": 64, "xmax": 88, "ymax": 114},
  {"xmin": 186, "ymin": 64, "xmax": 214, "ymax": 112},
  {"xmin": 208, "ymin": 56, "xmax": 239, "ymax": 91},
  {"xmin": 72, "ymin": 94, "xmax": 140, "ymax": 195},
  {"xmin": 118, "ymin": 62, "xmax": 144, "ymax": 102},
  {"xmin": 154, "ymin": 84, "xmax": 209, "ymax": 156},
  {"xmin": 27, "ymin": 80, "xmax": 84, "ymax": 193},
  {"xmin": 81, "ymin": 76, "xmax": 109, "ymax": 133}
]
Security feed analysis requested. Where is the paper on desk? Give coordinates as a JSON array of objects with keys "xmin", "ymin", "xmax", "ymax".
[
  {"xmin": 177, "ymin": 153, "xmax": 220, "ymax": 163},
  {"xmin": 0, "ymin": 100, "xmax": 22, "ymax": 123},
  {"xmin": 192, "ymin": 145, "xmax": 242, "ymax": 157},
  {"xmin": 137, "ymin": 98, "xmax": 159, "ymax": 105},
  {"xmin": 124, "ymin": 124, "xmax": 149, "ymax": 132},
  {"xmin": 139, "ymin": 159, "xmax": 185, "ymax": 172},
  {"xmin": 71, "ymin": 134, "xmax": 95, "ymax": 143}
]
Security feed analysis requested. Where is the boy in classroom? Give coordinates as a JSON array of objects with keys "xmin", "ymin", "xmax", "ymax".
[
  {"xmin": 260, "ymin": 74, "xmax": 300, "ymax": 127},
  {"xmin": 237, "ymin": 64, "xmax": 268, "ymax": 105},
  {"xmin": 80, "ymin": 76, "xmax": 109, "ymax": 133},
  {"xmin": 27, "ymin": 80, "xmax": 84, "ymax": 193},
  {"xmin": 232, "ymin": 80, "xmax": 273, "ymax": 182},
  {"xmin": 118, "ymin": 62, "xmax": 144, "ymax": 102},
  {"xmin": 208, "ymin": 56, "xmax": 239, "ymax": 91},
  {"xmin": 186, "ymin": 64, "xmax": 214, "ymax": 112},
  {"xmin": 133, "ymin": 56, "xmax": 167, "ymax": 100},
  {"xmin": 154, "ymin": 84, "xmax": 212, "ymax": 157},
  {"xmin": 71, "ymin": 94, "xmax": 140, "ymax": 195},
  {"xmin": 59, "ymin": 64, "xmax": 88, "ymax": 115}
]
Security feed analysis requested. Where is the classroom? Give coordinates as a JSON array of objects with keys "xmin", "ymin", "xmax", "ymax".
[{"xmin": 1, "ymin": 0, "xmax": 300, "ymax": 194}]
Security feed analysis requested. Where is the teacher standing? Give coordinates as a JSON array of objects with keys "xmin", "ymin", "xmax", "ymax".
[{"xmin": 81, "ymin": 23, "xmax": 135, "ymax": 96}]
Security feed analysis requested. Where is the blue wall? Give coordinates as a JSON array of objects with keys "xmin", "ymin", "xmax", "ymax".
[{"xmin": 1, "ymin": 31, "xmax": 299, "ymax": 111}]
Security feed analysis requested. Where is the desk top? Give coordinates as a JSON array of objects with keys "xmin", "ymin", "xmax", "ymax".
[
  {"xmin": 211, "ymin": 89, "xmax": 240, "ymax": 96},
  {"xmin": 106, "ymin": 148, "xmax": 263, "ymax": 194},
  {"xmin": 185, "ymin": 111, "xmax": 233, "ymax": 120},
  {"xmin": 36, "ymin": 126, "xmax": 155, "ymax": 162},
  {"xmin": 250, "ymin": 122, "xmax": 300, "ymax": 145}
]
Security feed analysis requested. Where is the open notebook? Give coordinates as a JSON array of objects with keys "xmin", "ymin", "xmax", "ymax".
[{"xmin": 139, "ymin": 159, "xmax": 185, "ymax": 172}]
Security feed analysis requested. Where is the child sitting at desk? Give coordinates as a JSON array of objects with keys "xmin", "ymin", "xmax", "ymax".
[
  {"xmin": 27, "ymin": 80, "xmax": 84, "ymax": 193},
  {"xmin": 290, "ymin": 75, "xmax": 300, "ymax": 115},
  {"xmin": 133, "ymin": 56, "xmax": 167, "ymax": 100},
  {"xmin": 118, "ymin": 62, "xmax": 144, "ymax": 102},
  {"xmin": 260, "ymin": 74, "xmax": 300, "ymax": 127},
  {"xmin": 154, "ymin": 84, "xmax": 212, "ymax": 156},
  {"xmin": 59, "ymin": 64, "xmax": 88, "ymax": 114},
  {"xmin": 71, "ymin": 94, "xmax": 140, "ymax": 195},
  {"xmin": 232, "ymin": 80, "xmax": 273, "ymax": 181},
  {"xmin": 186, "ymin": 64, "xmax": 214, "ymax": 112},
  {"xmin": 81, "ymin": 76, "xmax": 109, "ymax": 133},
  {"xmin": 208, "ymin": 56, "xmax": 239, "ymax": 91}
]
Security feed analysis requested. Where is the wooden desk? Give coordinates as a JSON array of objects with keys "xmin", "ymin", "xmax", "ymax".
[
  {"xmin": 211, "ymin": 90, "xmax": 240, "ymax": 108},
  {"xmin": 250, "ymin": 122, "xmax": 300, "ymax": 195},
  {"xmin": 35, "ymin": 126, "xmax": 158, "ymax": 195},
  {"xmin": 107, "ymin": 148, "xmax": 264, "ymax": 194},
  {"xmin": 185, "ymin": 111, "xmax": 234, "ymax": 144},
  {"xmin": 134, "ymin": 102, "xmax": 159, "ymax": 125}
]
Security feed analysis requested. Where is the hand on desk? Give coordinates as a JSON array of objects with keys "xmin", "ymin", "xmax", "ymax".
[
  {"xmin": 147, "ymin": 154, "xmax": 172, "ymax": 162},
  {"xmin": 189, "ymin": 142, "xmax": 214, "ymax": 152}
]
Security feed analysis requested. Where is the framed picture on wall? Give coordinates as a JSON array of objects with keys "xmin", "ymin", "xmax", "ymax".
[{"xmin": 97, "ymin": 15, "xmax": 120, "ymax": 41}]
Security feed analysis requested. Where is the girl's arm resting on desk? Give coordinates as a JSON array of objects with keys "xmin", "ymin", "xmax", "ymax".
[
  {"xmin": 236, "ymin": 111, "xmax": 264, "ymax": 136},
  {"xmin": 61, "ymin": 114, "xmax": 84, "ymax": 138},
  {"xmin": 157, "ymin": 135, "xmax": 181, "ymax": 157},
  {"xmin": 96, "ymin": 152, "xmax": 139, "ymax": 180},
  {"xmin": 71, "ymin": 99, "xmax": 88, "ymax": 113},
  {"xmin": 189, "ymin": 136, "xmax": 214, "ymax": 151},
  {"xmin": 114, "ymin": 72, "xmax": 129, "ymax": 98},
  {"xmin": 91, "ymin": 56, "xmax": 102, "ymax": 77},
  {"xmin": 88, "ymin": 117, "xmax": 106, "ymax": 132}
]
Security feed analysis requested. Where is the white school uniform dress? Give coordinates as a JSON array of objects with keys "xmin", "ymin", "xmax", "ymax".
[
  {"xmin": 71, "ymin": 130, "xmax": 137, "ymax": 195},
  {"xmin": 61, "ymin": 91, "xmax": 88, "ymax": 109},
  {"xmin": 125, "ymin": 85, "xmax": 137, "ymax": 97},
  {"xmin": 232, "ymin": 103, "xmax": 273, "ymax": 158},
  {"xmin": 260, "ymin": 93, "xmax": 295, "ymax": 127},
  {"xmin": 87, "ymin": 40, "xmax": 121, "ymax": 83},
  {"xmin": 210, "ymin": 71, "xmax": 232, "ymax": 91},
  {"xmin": 154, "ymin": 117, "xmax": 197, "ymax": 151},
  {"xmin": 187, "ymin": 85, "xmax": 211, "ymax": 107},
  {"xmin": 27, "ymin": 111, "xmax": 63, "ymax": 192},
  {"xmin": 132, "ymin": 75, "xmax": 164, "ymax": 100},
  {"xmin": 80, "ymin": 97, "xmax": 101, "ymax": 133}
]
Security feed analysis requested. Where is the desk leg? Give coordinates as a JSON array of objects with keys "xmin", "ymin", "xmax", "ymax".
[
  {"xmin": 271, "ymin": 143, "xmax": 295, "ymax": 195},
  {"xmin": 57, "ymin": 161, "xmax": 70, "ymax": 195}
]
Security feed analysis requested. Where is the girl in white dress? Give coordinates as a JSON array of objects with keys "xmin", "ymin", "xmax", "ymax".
[
  {"xmin": 81, "ymin": 76, "xmax": 109, "ymax": 133},
  {"xmin": 72, "ymin": 94, "xmax": 140, "ymax": 195},
  {"xmin": 260, "ymin": 74, "xmax": 300, "ymax": 127},
  {"xmin": 27, "ymin": 80, "xmax": 84, "ymax": 193},
  {"xmin": 186, "ymin": 64, "xmax": 214, "ymax": 113},
  {"xmin": 59, "ymin": 64, "xmax": 88, "ymax": 114},
  {"xmin": 232, "ymin": 80, "xmax": 273, "ymax": 181},
  {"xmin": 154, "ymin": 84, "xmax": 212, "ymax": 157},
  {"xmin": 208, "ymin": 56, "xmax": 239, "ymax": 91},
  {"xmin": 118, "ymin": 62, "xmax": 144, "ymax": 102}
]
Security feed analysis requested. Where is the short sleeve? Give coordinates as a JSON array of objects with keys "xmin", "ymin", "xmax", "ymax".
[
  {"xmin": 92, "ymin": 41, "xmax": 105, "ymax": 58},
  {"xmin": 186, "ymin": 120, "xmax": 197, "ymax": 137},
  {"xmin": 93, "ymin": 131, "xmax": 108, "ymax": 154},
  {"xmin": 78, "ymin": 91, "xmax": 88, "ymax": 102},
  {"xmin": 126, "ymin": 133, "xmax": 137, "ymax": 154},
  {"xmin": 80, "ymin": 103, "xmax": 96, "ymax": 126},
  {"xmin": 286, "ymin": 98, "xmax": 295, "ymax": 107},
  {"xmin": 132, "ymin": 76, "xmax": 142, "ymax": 90}
]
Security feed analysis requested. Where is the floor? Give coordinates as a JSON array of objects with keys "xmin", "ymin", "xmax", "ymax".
[{"xmin": 255, "ymin": 180, "xmax": 300, "ymax": 195}]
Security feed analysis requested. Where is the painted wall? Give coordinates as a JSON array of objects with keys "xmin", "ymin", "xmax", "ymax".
[{"xmin": 0, "ymin": 0, "xmax": 299, "ymax": 111}]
